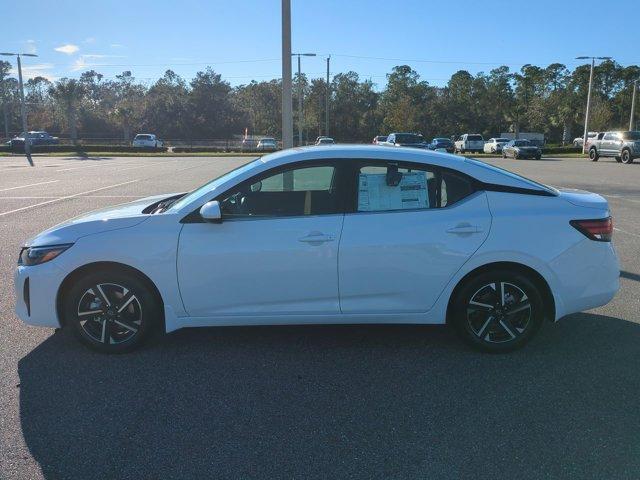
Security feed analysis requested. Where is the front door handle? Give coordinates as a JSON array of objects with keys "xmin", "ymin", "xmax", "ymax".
[
  {"xmin": 446, "ymin": 224, "xmax": 481, "ymax": 235},
  {"xmin": 298, "ymin": 232, "xmax": 335, "ymax": 245}
]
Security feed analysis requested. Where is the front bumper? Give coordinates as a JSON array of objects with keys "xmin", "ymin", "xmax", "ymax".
[{"xmin": 14, "ymin": 262, "xmax": 66, "ymax": 328}]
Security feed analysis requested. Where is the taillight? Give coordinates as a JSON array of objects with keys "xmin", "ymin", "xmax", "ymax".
[{"xmin": 570, "ymin": 217, "xmax": 613, "ymax": 242}]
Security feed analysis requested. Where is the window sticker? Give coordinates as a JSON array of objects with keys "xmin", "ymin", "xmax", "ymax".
[{"xmin": 358, "ymin": 172, "xmax": 428, "ymax": 211}]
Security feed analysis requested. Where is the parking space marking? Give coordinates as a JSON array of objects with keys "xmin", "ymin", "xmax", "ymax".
[
  {"xmin": 0, "ymin": 195, "xmax": 143, "ymax": 199},
  {"xmin": 0, "ymin": 180, "xmax": 140, "ymax": 217},
  {"xmin": 55, "ymin": 161, "xmax": 139, "ymax": 172},
  {"xmin": 615, "ymin": 227, "xmax": 640, "ymax": 238},
  {"xmin": 0, "ymin": 180, "xmax": 59, "ymax": 192}
]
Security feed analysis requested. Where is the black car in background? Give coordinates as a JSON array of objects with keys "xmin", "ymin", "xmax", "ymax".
[
  {"xmin": 8, "ymin": 131, "xmax": 59, "ymax": 149},
  {"xmin": 427, "ymin": 137, "xmax": 455, "ymax": 153},
  {"xmin": 502, "ymin": 139, "xmax": 542, "ymax": 160},
  {"xmin": 382, "ymin": 132, "xmax": 428, "ymax": 148}
]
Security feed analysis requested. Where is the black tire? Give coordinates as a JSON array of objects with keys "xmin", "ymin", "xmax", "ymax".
[
  {"xmin": 514, "ymin": 152, "xmax": 520, "ymax": 159},
  {"xmin": 62, "ymin": 268, "xmax": 161, "ymax": 353},
  {"xmin": 449, "ymin": 269, "xmax": 545, "ymax": 353},
  {"xmin": 621, "ymin": 149, "xmax": 633, "ymax": 164},
  {"xmin": 535, "ymin": 155, "xmax": 541, "ymax": 160},
  {"xmin": 589, "ymin": 148, "xmax": 599, "ymax": 161},
  {"xmin": 615, "ymin": 156, "xmax": 622, "ymax": 163},
  {"xmin": 502, "ymin": 151, "xmax": 506, "ymax": 158}
]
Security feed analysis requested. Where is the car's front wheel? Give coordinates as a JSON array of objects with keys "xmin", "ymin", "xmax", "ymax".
[
  {"xmin": 589, "ymin": 148, "xmax": 599, "ymax": 161},
  {"xmin": 62, "ymin": 269, "xmax": 161, "ymax": 353},
  {"xmin": 450, "ymin": 269, "xmax": 545, "ymax": 353},
  {"xmin": 621, "ymin": 149, "xmax": 633, "ymax": 164}
]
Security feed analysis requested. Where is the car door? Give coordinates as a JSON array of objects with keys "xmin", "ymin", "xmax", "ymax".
[
  {"xmin": 601, "ymin": 132, "xmax": 616, "ymax": 155},
  {"xmin": 177, "ymin": 161, "xmax": 347, "ymax": 318},
  {"xmin": 338, "ymin": 160, "xmax": 491, "ymax": 313}
]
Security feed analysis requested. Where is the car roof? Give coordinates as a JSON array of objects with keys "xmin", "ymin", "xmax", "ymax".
[{"xmin": 258, "ymin": 145, "xmax": 550, "ymax": 191}]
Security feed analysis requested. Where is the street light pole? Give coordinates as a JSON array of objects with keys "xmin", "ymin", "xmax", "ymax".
[
  {"xmin": 325, "ymin": 56, "xmax": 330, "ymax": 137},
  {"xmin": 1, "ymin": 52, "xmax": 37, "ymax": 166},
  {"xmin": 630, "ymin": 80, "xmax": 637, "ymax": 131},
  {"xmin": 576, "ymin": 56, "xmax": 611, "ymax": 154},
  {"xmin": 292, "ymin": 53, "xmax": 316, "ymax": 146},
  {"xmin": 281, "ymin": 0, "xmax": 293, "ymax": 150}
]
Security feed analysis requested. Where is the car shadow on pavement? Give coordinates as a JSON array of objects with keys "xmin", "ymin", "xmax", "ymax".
[{"xmin": 18, "ymin": 313, "xmax": 640, "ymax": 479}]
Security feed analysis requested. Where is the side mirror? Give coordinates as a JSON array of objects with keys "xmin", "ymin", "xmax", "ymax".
[{"xmin": 199, "ymin": 200, "xmax": 222, "ymax": 223}]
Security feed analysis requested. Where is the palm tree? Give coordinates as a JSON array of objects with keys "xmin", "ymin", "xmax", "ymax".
[{"xmin": 48, "ymin": 79, "xmax": 84, "ymax": 144}]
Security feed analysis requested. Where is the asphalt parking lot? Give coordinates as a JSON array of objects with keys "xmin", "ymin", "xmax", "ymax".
[{"xmin": 1, "ymin": 153, "xmax": 640, "ymax": 479}]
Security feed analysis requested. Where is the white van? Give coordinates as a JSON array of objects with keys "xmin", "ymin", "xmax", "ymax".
[{"xmin": 454, "ymin": 134, "xmax": 484, "ymax": 153}]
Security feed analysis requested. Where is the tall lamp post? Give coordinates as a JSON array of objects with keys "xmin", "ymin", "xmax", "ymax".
[
  {"xmin": 292, "ymin": 53, "xmax": 316, "ymax": 146},
  {"xmin": 576, "ymin": 56, "xmax": 611, "ymax": 154},
  {"xmin": 281, "ymin": 0, "xmax": 293, "ymax": 150},
  {"xmin": 1, "ymin": 52, "xmax": 38, "ymax": 166},
  {"xmin": 325, "ymin": 55, "xmax": 330, "ymax": 137},
  {"xmin": 630, "ymin": 79, "xmax": 638, "ymax": 131}
]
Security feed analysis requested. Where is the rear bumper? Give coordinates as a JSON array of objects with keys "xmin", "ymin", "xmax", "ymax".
[
  {"xmin": 14, "ymin": 262, "xmax": 65, "ymax": 328},
  {"xmin": 552, "ymin": 239, "xmax": 619, "ymax": 319}
]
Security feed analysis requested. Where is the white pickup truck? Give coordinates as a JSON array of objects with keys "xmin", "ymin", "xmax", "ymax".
[{"xmin": 454, "ymin": 134, "xmax": 484, "ymax": 153}]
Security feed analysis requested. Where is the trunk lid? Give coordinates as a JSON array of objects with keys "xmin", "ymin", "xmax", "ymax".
[{"xmin": 558, "ymin": 188, "xmax": 609, "ymax": 211}]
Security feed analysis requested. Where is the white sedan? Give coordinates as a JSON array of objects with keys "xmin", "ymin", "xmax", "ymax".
[
  {"xmin": 132, "ymin": 134, "xmax": 163, "ymax": 148},
  {"xmin": 14, "ymin": 146, "xmax": 619, "ymax": 353},
  {"xmin": 484, "ymin": 137, "xmax": 510, "ymax": 154}
]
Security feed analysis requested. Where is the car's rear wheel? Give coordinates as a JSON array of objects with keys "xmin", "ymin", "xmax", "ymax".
[
  {"xmin": 589, "ymin": 148, "xmax": 599, "ymax": 161},
  {"xmin": 62, "ymin": 269, "xmax": 161, "ymax": 353},
  {"xmin": 450, "ymin": 269, "xmax": 545, "ymax": 353},
  {"xmin": 621, "ymin": 149, "xmax": 633, "ymax": 164}
]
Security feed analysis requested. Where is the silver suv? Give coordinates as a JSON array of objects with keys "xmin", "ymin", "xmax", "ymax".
[{"xmin": 589, "ymin": 131, "xmax": 640, "ymax": 164}]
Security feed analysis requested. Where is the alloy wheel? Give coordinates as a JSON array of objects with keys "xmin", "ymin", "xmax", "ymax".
[
  {"xmin": 466, "ymin": 281, "xmax": 531, "ymax": 343},
  {"xmin": 76, "ymin": 283, "xmax": 142, "ymax": 345}
]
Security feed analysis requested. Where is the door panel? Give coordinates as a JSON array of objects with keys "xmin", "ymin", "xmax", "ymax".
[
  {"xmin": 338, "ymin": 193, "xmax": 491, "ymax": 313},
  {"xmin": 178, "ymin": 215, "xmax": 343, "ymax": 317}
]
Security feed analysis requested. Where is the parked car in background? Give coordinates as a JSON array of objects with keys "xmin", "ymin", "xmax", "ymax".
[
  {"xmin": 484, "ymin": 137, "xmax": 510, "ymax": 154},
  {"xmin": 372, "ymin": 135, "xmax": 388, "ymax": 144},
  {"xmin": 574, "ymin": 132, "xmax": 598, "ymax": 148},
  {"xmin": 315, "ymin": 137, "xmax": 335, "ymax": 145},
  {"xmin": 502, "ymin": 139, "xmax": 542, "ymax": 160},
  {"xmin": 14, "ymin": 145, "xmax": 619, "ymax": 354},
  {"xmin": 588, "ymin": 131, "xmax": 640, "ymax": 164},
  {"xmin": 257, "ymin": 137, "xmax": 278, "ymax": 151},
  {"xmin": 132, "ymin": 134, "xmax": 163, "ymax": 148},
  {"xmin": 427, "ymin": 137, "xmax": 455, "ymax": 153},
  {"xmin": 383, "ymin": 132, "xmax": 427, "ymax": 148},
  {"xmin": 8, "ymin": 131, "xmax": 59, "ymax": 148},
  {"xmin": 454, "ymin": 134, "xmax": 484, "ymax": 153}
]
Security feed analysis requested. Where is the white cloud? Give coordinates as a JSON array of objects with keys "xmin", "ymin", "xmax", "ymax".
[
  {"xmin": 110, "ymin": 44, "xmax": 125, "ymax": 48},
  {"xmin": 24, "ymin": 39, "xmax": 37, "ymax": 54},
  {"xmin": 84, "ymin": 37, "xmax": 95, "ymax": 44},
  {"xmin": 10, "ymin": 63, "xmax": 55, "ymax": 81},
  {"xmin": 55, "ymin": 44, "xmax": 80, "ymax": 55},
  {"xmin": 71, "ymin": 54, "xmax": 126, "ymax": 71}
]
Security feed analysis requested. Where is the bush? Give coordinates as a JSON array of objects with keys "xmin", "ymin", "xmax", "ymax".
[
  {"xmin": 542, "ymin": 146, "xmax": 582, "ymax": 154},
  {"xmin": 172, "ymin": 146, "xmax": 277, "ymax": 153}
]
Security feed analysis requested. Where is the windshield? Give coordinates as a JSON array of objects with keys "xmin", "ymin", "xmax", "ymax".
[
  {"xmin": 514, "ymin": 140, "xmax": 531, "ymax": 146},
  {"xmin": 395, "ymin": 133, "xmax": 424, "ymax": 144},
  {"xmin": 496, "ymin": 138, "xmax": 510, "ymax": 142},
  {"xmin": 621, "ymin": 131, "xmax": 640, "ymax": 140},
  {"xmin": 467, "ymin": 135, "xmax": 483, "ymax": 141},
  {"xmin": 168, "ymin": 159, "xmax": 262, "ymax": 211},
  {"xmin": 434, "ymin": 138, "xmax": 451, "ymax": 143}
]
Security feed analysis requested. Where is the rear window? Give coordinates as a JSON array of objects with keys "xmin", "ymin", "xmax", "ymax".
[
  {"xmin": 464, "ymin": 158, "xmax": 557, "ymax": 195},
  {"xmin": 136, "ymin": 135, "xmax": 152, "ymax": 140},
  {"xmin": 621, "ymin": 131, "xmax": 640, "ymax": 140},
  {"xmin": 514, "ymin": 140, "xmax": 531, "ymax": 146},
  {"xmin": 467, "ymin": 135, "xmax": 483, "ymax": 141},
  {"xmin": 496, "ymin": 138, "xmax": 510, "ymax": 142},
  {"xmin": 395, "ymin": 133, "xmax": 424, "ymax": 144}
]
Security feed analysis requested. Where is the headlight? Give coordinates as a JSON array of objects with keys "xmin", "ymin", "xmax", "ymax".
[{"xmin": 18, "ymin": 244, "xmax": 73, "ymax": 266}]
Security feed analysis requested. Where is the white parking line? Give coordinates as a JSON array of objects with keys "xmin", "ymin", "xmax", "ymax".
[
  {"xmin": 0, "ymin": 180, "xmax": 59, "ymax": 192},
  {"xmin": 0, "ymin": 195, "xmax": 143, "ymax": 199},
  {"xmin": 0, "ymin": 180, "xmax": 139, "ymax": 217},
  {"xmin": 614, "ymin": 227, "xmax": 640, "ymax": 238},
  {"xmin": 55, "ymin": 161, "xmax": 138, "ymax": 172}
]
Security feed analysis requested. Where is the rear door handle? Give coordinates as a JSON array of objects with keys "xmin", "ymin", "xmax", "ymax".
[
  {"xmin": 446, "ymin": 224, "xmax": 481, "ymax": 234},
  {"xmin": 298, "ymin": 232, "xmax": 335, "ymax": 245}
]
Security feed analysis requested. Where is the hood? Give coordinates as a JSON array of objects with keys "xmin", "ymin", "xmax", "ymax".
[
  {"xmin": 558, "ymin": 188, "xmax": 609, "ymax": 211},
  {"xmin": 24, "ymin": 192, "xmax": 179, "ymax": 247}
]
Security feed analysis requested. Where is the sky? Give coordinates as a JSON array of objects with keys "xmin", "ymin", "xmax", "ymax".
[{"xmin": 3, "ymin": 0, "xmax": 638, "ymax": 89}]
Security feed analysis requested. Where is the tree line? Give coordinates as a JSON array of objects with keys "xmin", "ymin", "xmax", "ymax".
[{"xmin": 0, "ymin": 60, "xmax": 638, "ymax": 144}]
